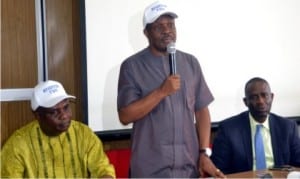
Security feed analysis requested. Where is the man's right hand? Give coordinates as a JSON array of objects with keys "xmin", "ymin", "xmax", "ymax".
[{"xmin": 160, "ymin": 75, "xmax": 180, "ymax": 96}]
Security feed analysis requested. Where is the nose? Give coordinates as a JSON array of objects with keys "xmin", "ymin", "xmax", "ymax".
[
  {"xmin": 161, "ymin": 24, "xmax": 173, "ymax": 34},
  {"xmin": 57, "ymin": 108, "xmax": 70, "ymax": 120},
  {"xmin": 60, "ymin": 111, "xmax": 68, "ymax": 120},
  {"xmin": 255, "ymin": 95, "xmax": 266, "ymax": 105}
]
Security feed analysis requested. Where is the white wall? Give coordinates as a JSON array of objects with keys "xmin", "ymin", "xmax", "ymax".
[{"xmin": 85, "ymin": 0, "xmax": 300, "ymax": 132}]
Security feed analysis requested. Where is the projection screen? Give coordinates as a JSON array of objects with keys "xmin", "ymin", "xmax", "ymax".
[{"xmin": 84, "ymin": 0, "xmax": 300, "ymax": 132}]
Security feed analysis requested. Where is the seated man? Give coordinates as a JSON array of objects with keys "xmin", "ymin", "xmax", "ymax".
[
  {"xmin": 1, "ymin": 80, "xmax": 116, "ymax": 178},
  {"xmin": 211, "ymin": 77, "xmax": 300, "ymax": 174}
]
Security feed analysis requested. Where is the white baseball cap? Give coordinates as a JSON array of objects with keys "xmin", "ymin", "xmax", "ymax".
[
  {"xmin": 31, "ymin": 80, "xmax": 75, "ymax": 111},
  {"xmin": 143, "ymin": 1, "xmax": 178, "ymax": 29}
]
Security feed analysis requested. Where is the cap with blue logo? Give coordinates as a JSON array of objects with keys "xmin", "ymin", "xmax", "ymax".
[
  {"xmin": 31, "ymin": 80, "xmax": 75, "ymax": 111},
  {"xmin": 143, "ymin": 1, "xmax": 178, "ymax": 29}
]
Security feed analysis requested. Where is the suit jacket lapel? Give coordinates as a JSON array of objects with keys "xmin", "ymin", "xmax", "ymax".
[
  {"xmin": 269, "ymin": 115, "xmax": 280, "ymax": 165},
  {"xmin": 241, "ymin": 112, "xmax": 254, "ymax": 168}
]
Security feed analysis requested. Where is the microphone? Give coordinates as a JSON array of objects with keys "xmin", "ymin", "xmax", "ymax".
[{"xmin": 167, "ymin": 42, "xmax": 176, "ymax": 75}]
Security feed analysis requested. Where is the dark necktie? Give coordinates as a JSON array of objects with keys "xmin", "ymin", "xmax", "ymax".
[{"xmin": 255, "ymin": 124, "xmax": 267, "ymax": 170}]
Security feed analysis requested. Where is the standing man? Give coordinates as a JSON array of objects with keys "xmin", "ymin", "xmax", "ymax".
[
  {"xmin": 211, "ymin": 77, "xmax": 300, "ymax": 174},
  {"xmin": 1, "ymin": 80, "xmax": 116, "ymax": 178},
  {"xmin": 117, "ymin": 1, "xmax": 224, "ymax": 178}
]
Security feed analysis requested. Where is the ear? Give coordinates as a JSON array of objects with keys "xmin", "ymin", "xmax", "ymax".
[
  {"xmin": 33, "ymin": 110, "xmax": 41, "ymax": 120},
  {"xmin": 144, "ymin": 29, "xmax": 149, "ymax": 38},
  {"xmin": 270, "ymin": 93, "xmax": 274, "ymax": 100},
  {"xmin": 243, "ymin": 97, "xmax": 248, "ymax": 107}
]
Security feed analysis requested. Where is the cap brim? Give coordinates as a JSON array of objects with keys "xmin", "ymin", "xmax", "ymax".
[
  {"xmin": 153, "ymin": 12, "xmax": 177, "ymax": 24},
  {"xmin": 39, "ymin": 95, "xmax": 76, "ymax": 109},
  {"xmin": 145, "ymin": 12, "xmax": 178, "ymax": 29}
]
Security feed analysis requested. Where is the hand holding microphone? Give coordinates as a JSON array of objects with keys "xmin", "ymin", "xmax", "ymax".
[
  {"xmin": 159, "ymin": 42, "xmax": 180, "ymax": 96},
  {"xmin": 160, "ymin": 75, "xmax": 180, "ymax": 97},
  {"xmin": 167, "ymin": 42, "xmax": 176, "ymax": 75}
]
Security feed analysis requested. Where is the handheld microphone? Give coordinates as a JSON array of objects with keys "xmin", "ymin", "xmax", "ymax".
[{"xmin": 167, "ymin": 42, "xmax": 176, "ymax": 75}]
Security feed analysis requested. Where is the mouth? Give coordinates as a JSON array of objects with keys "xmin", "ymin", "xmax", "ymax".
[
  {"xmin": 256, "ymin": 104, "xmax": 268, "ymax": 111},
  {"xmin": 59, "ymin": 121, "xmax": 70, "ymax": 131},
  {"xmin": 255, "ymin": 110, "xmax": 269, "ymax": 118},
  {"xmin": 162, "ymin": 36, "xmax": 174, "ymax": 44}
]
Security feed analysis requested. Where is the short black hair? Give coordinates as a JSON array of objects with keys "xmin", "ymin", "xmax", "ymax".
[{"xmin": 244, "ymin": 77, "xmax": 269, "ymax": 95}]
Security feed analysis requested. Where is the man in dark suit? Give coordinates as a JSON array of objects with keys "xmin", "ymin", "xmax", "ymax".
[{"xmin": 211, "ymin": 77, "xmax": 300, "ymax": 174}]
